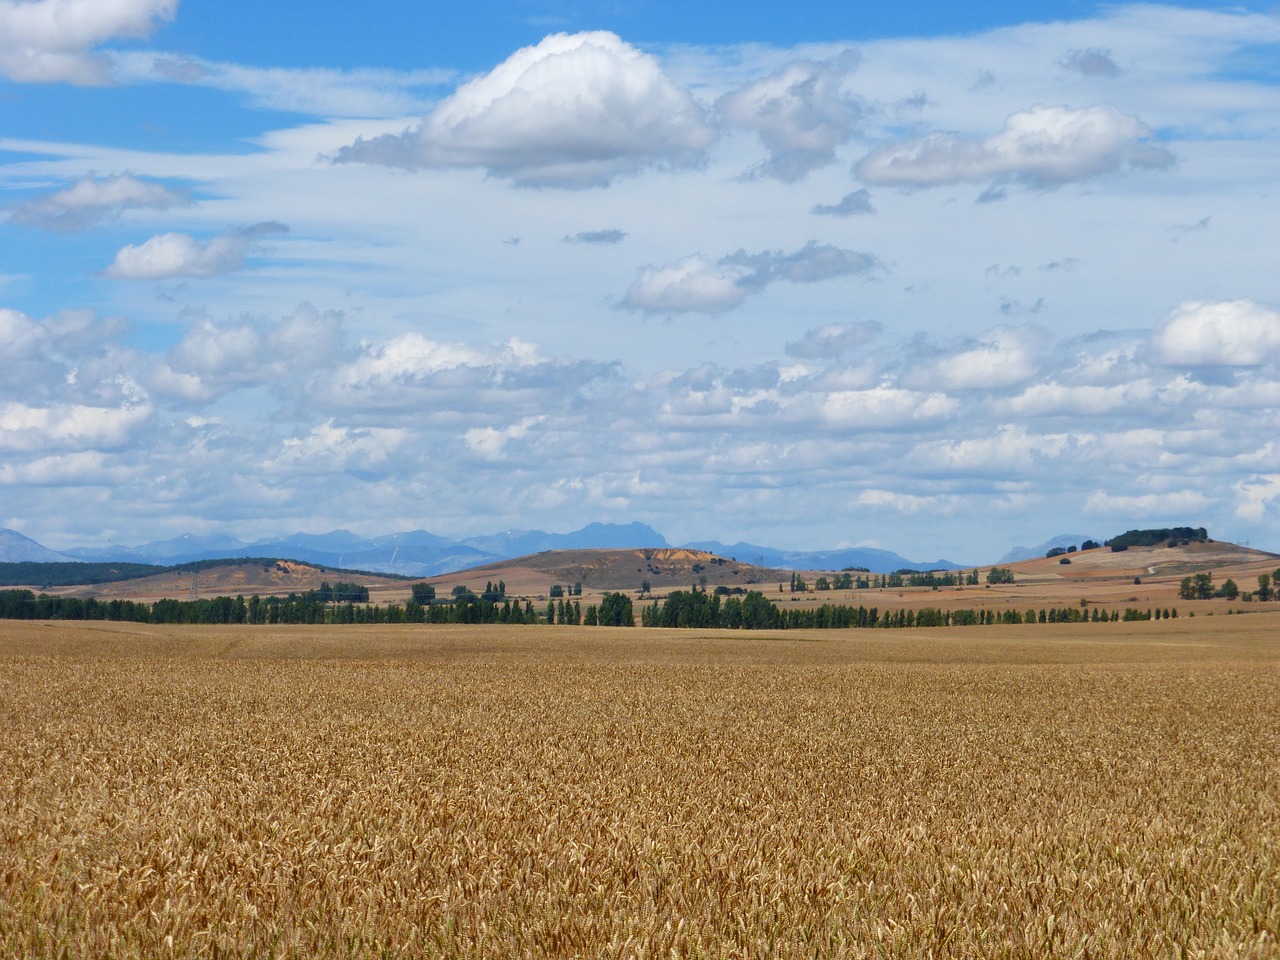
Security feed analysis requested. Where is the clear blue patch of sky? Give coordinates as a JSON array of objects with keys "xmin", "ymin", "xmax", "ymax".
[
  {"xmin": 0, "ymin": 230, "xmax": 112, "ymax": 316},
  {"xmin": 0, "ymin": 81, "xmax": 298, "ymax": 154},
  {"xmin": 119, "ymin": 319, "xmax": 188, "ymax": 353},
  {"xmin": 154, "ymin": 0, "xmax": 1278, "ymax": 74}
]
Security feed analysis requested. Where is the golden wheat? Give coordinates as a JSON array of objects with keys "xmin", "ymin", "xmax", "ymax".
[{"xmin": 1, "ymin": 619, "xmax": 1277, "ymax": 958}]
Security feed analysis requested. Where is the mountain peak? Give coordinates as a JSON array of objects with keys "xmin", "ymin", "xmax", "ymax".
[{"xmin": 0, "ymin": 528, "xmax": 78, "ymax": 563}]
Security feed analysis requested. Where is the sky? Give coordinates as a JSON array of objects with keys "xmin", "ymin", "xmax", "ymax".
[{"xmin": 2, "ymin": 0, "xmax": 1280, "ymax": 562}]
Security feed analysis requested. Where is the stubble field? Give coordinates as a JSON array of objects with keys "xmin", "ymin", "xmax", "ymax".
[{"xmin": 1, "ymin": 617, "xmax": 1278, "ymax": 958}]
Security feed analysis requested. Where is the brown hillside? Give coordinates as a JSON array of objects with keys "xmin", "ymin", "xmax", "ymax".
[
  {"xmin": 38, "ymin": 560, "xmax": 411, "ymax": 604},
  {"xmin": 430, "ymin": 548, "xmax": 791, "ymax": 595},
  {"xmin": 1006, "ymin": 540, "xmax": 1277, "ymax": 582}
]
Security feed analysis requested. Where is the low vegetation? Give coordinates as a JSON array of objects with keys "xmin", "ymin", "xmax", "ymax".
[
  {"xmin": 0, "ymin": 560, "xmax": 164, "ymax": 587},
  {"xmin": 1105, "ymin": 526, "xmax": 1209, "ymax": 550},
  {"xmin": 1, "ymin": 620, "xmax": 1277, "ymax": 958}
]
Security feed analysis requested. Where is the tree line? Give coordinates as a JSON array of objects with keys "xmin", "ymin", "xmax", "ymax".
[
  {"xmin": 639, "ymin": 590, "xmax": 1173, "ymax": 629},
  {"xmin": 0, "ymin": 586, "xmax": 1180, "ymax": 630},
  {"xmin": 0, "ymin": 587, "xmax": 634, "ymax": 627},
  {"xmin": 1179, "ymin": 569, "xmax": 1280, "ymax": 602},
  {"xmin": 1107, "ymin": 527, "xmax": 1208, "ymax": 550}
]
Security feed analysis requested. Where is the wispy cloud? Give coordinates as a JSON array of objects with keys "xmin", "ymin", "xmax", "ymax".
[
  {"xmin": 113, "ymin": 52, "xmax": 454, "ymax": 116},
  {"xmin": 622, "ymin": 242, "xmax": 883, "ymax": 315},
  {"xmin": 1058, "ymin": 47, "xmax": 1122, "ymax": 77},
  {"xmin": 716, "ymin": 52, "xmax": 862, "ymax": 181},
  {"xmin": 564, "ymin": 229, "xmax": 628, "ymax": 245},
  {"xmin": 811, "ymin": 188, "xmax": 874, "ymax": 217}
]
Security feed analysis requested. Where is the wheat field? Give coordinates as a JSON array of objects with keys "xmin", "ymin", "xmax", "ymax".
[{"xmin": 1, "ymin": 618, "xmax": 1278, "ymax": 958}]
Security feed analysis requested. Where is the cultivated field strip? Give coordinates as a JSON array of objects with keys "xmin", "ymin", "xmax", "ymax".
[{"xmin": 1, "ymin": 622, "xmax": 1277, "ymax": 958}]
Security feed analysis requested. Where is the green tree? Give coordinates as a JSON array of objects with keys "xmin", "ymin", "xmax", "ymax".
[
  {"xmin": 411, "ymin": 582, "xmax": 436, "ymax": 604},
  {"xmin": 1194, "ymin": 572, "xmax": 1214, "ymax": 599},
  {"xmin": 598, "ymin": 592, "xmax": 634, "ymax": 627},
  {"xmin": 1258, "ymin": 573, "xmax": 1273, "ymax": 602}
]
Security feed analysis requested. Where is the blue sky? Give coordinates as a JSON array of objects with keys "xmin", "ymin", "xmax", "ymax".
[{"xmin": 3, "ymin": 0, "xmax": 1280, "ymax": 560}]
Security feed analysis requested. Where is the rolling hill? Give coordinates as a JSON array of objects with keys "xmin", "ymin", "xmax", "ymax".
[{"xmin": 438, "ymin": 547, "xmax": 791, "ymax": 595}]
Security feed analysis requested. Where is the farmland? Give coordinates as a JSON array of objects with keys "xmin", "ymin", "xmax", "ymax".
[{"xmin": 2, "ymin": 618, "xmax": 1278, "ymax": 958}]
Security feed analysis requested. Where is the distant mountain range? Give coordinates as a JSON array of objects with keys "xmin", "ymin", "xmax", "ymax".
[
  {"xmin": 2, "ymin": 522, "xmax": 971, "ymax": 576},
  {"xmin": 999, "ymin": 534, "xmax": 1100, "ymax": 565},
  {"xmin": 682, "ymin": 540, "xmax": 965, "ymax": 573}
]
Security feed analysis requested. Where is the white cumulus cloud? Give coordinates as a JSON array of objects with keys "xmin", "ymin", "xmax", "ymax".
[
  {"xmin": 335, "ymin": 31, "xmax": 715, "ymax": 188},
  {"xmin": 621, "ymin": 254, "xmax": 751, "ymax": 315},
  {"xmin": 1234, "ymin": 474, "xmax": 1280, "ymax": 522},
  {"xmin": 907, "ymin": 326, "xmax": 1045, "ymax": 392},
  {"xmin": 1151, "ymin": 300, "xmax": 1280, "ymax": 368},
  {"xmin": 0, "ymin": 0, "xmax": 175, "ymax": 84},
  {"xmin": 465, "ymin": 416, "xmax": 545, "ymax": 461},
  {"xmin": 272, "ymin": 421, "xmax": 407, "ymax": 472},
  {"xmin": 855, "ymin": 104, "xmax": 1173, "ymax": 189},
  {"xmin": 10, "ymin": 172, "xmax": 191, "ymax": 230},
  {"xmin": 102, "ymin": 222, "xmax": 288, "ymax": 280},
  {"xmin": 0, "ymin": 400, "xmax": 151, "ymax": 452}
]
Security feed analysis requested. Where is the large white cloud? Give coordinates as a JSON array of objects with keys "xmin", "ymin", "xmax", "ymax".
[
  {"xmin": 335, "ymin": 31, "xmax": 715, "ymax": 188},
  {"xmin": 0, "ymin": 0, "xmax": 175, "ymax": 84},
  {"xmin": 855, "ymin": 105, "xmax": 1174, "ymax": 189},
  {"xmin": 1151, "ymin": 300, "xmax": 1280, "ymax": 368},
  {"xmin": 103, "ymin": 222, "xmax": 288, "ymax": 279},
  {"xmin": 9, "ymin": 172, "xmax": 191, "ymax": 230},
  {"xmin": 716, "ymin": 53, "xmax": 862, "ymax": 181}
]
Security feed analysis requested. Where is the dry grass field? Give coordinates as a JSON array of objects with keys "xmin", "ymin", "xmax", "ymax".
[{"xmin": 1, "ymin": 617, "xmax": 1277, "ymax": 958}]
